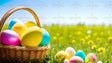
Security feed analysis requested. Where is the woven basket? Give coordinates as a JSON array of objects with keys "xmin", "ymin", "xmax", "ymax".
[{"xmin": 0, "ymin": 6, "xmax": 50, "ymax": 62}]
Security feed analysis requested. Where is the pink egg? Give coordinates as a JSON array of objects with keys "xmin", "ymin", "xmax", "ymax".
[
  {"xmin": 64, "ymin": 59, "xmax": 69, "ymax": 63},
  {"xmin": 87, "ymin": 53, "xmax": 98, "ymax": 62},
  {"xmin": 0, "ymin": 30, "xmax": 20, "ymax": 46},
  {"xmin": 70, "ymin": 56, "xmax": 84, "ymax": 63}
]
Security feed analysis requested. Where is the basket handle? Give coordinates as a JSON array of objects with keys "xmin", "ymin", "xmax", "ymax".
[{"xmin": 0, "ymin": 6, "xmax": 41, "ymax": 32}]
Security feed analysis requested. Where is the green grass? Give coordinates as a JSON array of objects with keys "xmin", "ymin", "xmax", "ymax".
[{"xmin": 1, "ymin": 24, "xmax": 112, "ymax": 63}]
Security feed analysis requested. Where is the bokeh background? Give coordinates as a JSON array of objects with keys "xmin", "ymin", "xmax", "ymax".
[
  {"xmin": 0, "ymin": 0, "xmax": 112, "ymax": 63},
  {"xmin": 1, "ymin": 0, "xmax": 112, "ymax": 26}
]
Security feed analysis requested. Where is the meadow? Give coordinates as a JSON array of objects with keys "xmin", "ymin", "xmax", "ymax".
[{"xmin": 1, "ymin": 24, "xmax": 112, "ymax": 63}]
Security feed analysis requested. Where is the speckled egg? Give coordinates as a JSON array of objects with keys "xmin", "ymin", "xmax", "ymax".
[
  {"xmin": 8, "ymin": 19, "xmax": 23, "ymax": 30},
  {"xmin": 25, "ymin": 21, "xmax": 37, "ymax": 28},
  {"xmin": 55, "ymin": 51, "xmax": 70, "ymax": 61},
  {"xmin": 21, "ymin": 26, "xmax": 42, "ymax": 47},
  {"xmin": 12, "ymin": 23, "xmax": 27, "ymax": 37},
  {"xmin": 65, "ymin": 47, "xmax": 76, "ymax": 59},
  {"xmin": 39, "ymin": 28, "xmax": 50, "ymax": 46},
  {"xmin": 0, "ymin": 30, "xmax": 20, "ymax": 46},
  {"xmin": 75, "ymin": 50, "xmax": 86, "ymax": 61},
  {"xmin": 85, "ymin": 53, "xmax": 98, "ymax": 63},
  {"xmin": 70, "ymin": 56, "xmax": 84, "ymax": 63}
]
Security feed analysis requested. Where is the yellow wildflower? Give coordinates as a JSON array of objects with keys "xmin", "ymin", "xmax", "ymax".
[
  {"xmin": 85, "ymin": 36, "xmax": 88, "ymax": 39},
  {"xmin": 108, "ymin": 37, "xmax": 112, "ymax": 41},
  {"xmin": 81, "ymin": 38, "xmax": 85, "ymax": 42},
  {"xmin": 97, "ymin": 47, "xmax": 105, "ymax": 53},
  {"xmin": 88, "ymin": 35, "xmax": 91, "ymax": 38},
  {"xmin": 96, "ymin": 37, "xmax": 101, "ymax": 42},
  {"xmin": 91, "ymin": 45, "xmax": 96, "ymax": 49},
  {"xmin": 77, "ymin": 31, "xmax": 82, "ymax": 35},
  {"xmin": 72, "ymin": 40, "xmax": 76, "ymax": 44},
  {"xmin": 94, "ymin": 33, "xmax": 97, "ymax": 36},
  {"xmin": 53, "ymin": 36, "xmax": 57, "ymax": 40},
  {"xmin": 88, "ymin": 40, "xmax": 93, "ymax": 45}
]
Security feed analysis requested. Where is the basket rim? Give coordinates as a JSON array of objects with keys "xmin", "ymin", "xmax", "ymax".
[{"xmin": 0, "ymin": 43, "xmax": 50, "ymax": 51}]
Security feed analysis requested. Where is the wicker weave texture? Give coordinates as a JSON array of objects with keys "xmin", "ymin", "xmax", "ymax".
[{"xmin": 0, "ymin": 45, "xmax": 50, "ymax": 61}]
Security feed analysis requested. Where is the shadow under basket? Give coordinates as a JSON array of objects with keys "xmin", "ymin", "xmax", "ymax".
[
  {"xmin": 0, "ymin": 6, "xmax": 50, "ymax": 62},
  {"xmin": 0, "ymin": 43, "xmax": 50, "ymax": 61}
]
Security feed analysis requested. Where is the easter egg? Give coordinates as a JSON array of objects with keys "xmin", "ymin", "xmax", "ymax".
[
  {"xmin": 55, "ymin": 51, "xmax": 70, "ymax": 61},
  {"xmin": 21, "ymin": 26, "xmax": 42, "ymax": 47},
  {"xmin": 64, "ymin": 59, "xmax": 70, "ymax": 63},
  {"xmin": 8, "ymin": 19, "xmax": 23, "ymax": 30},
  {"xmin": 70, "ymin": 56, "xmax": 84, "ymax": 63},
  {"xmin": 75, "ymin": 50, "xmax": 86, "ymax": 61},
  {"xmin": 39, "ymin": 28, "xmax": 50, "ymax": 46},
  {"xmin": 65, "ymin": 47, "xmax": 76, "ymax": 59},
  {"xmin": 12, "ymin": 23, "xmax": 26, "ymax": 37},
  {"xmin": 85, "ymin": 53, "xmax": 98, "ymax": 63},
  {"xmin": 25, "ymin": 21, "xmax": 37, "ymax": 28},
  {"xmin": 0, "ymin": 30, "xmax": 20, "ymax": 46}
]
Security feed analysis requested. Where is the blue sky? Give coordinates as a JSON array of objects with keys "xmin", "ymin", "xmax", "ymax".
[{"xmin": 0, "ymin": 0, "xmax": 112, "ymax": 26}]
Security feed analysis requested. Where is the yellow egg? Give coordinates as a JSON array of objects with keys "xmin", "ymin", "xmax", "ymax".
[
  {"xmin": 12, "ymin": 23, "xmax": 26, "ymax": 37},
  {"xmin": 25, "ymin": 21, "xmax": 37, "ymax": 28},
  {"xmin": 55, "ymin": 51, "xmax": 70, "ymax": 61},
  {"xmin": 20, "ymin": 26, "xmax": 42, "ymax": 47}
]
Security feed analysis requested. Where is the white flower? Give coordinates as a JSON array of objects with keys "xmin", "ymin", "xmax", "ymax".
[
  {"xmin": 87, "ymin": 30, "xmax": 91, "ymax": 34},
  {"xmin": 97, "ymin": 61, "xmax": 102, "ymax": 63}
]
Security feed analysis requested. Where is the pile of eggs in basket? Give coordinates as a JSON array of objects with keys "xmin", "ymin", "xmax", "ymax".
[
  {"xmin": 55, "ymin": 47, "xmax": 99, "ymax": 63},
  {"xmin": 0, "ymin": 19, "xmax": 50, "ymax": 47}
]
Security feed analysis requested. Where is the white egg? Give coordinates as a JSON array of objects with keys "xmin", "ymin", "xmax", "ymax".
[{"xmin": 65, "ymin": 47, "xmax": 76, "ymax": 58}]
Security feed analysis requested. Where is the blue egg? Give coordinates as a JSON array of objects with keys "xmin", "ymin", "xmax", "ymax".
[
  {"xmin": 75, "ymin": 50, "xmax": 86, "ymax": 61},
  {"xmin": 8, "ymin": 20, "xmax": 17, "ymax": 30},
  {"xmin": 39, "ymin": 28, "xmax": 50, "ymax": 46},
  {"xmin": 8, "ymin": 19, "xmax": 22, "ymax": 30}
]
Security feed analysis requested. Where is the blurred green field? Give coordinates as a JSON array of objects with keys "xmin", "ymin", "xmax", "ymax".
[{"xmin": 1, "ymin": 24, "xmax": 112, "ymax": 63}]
